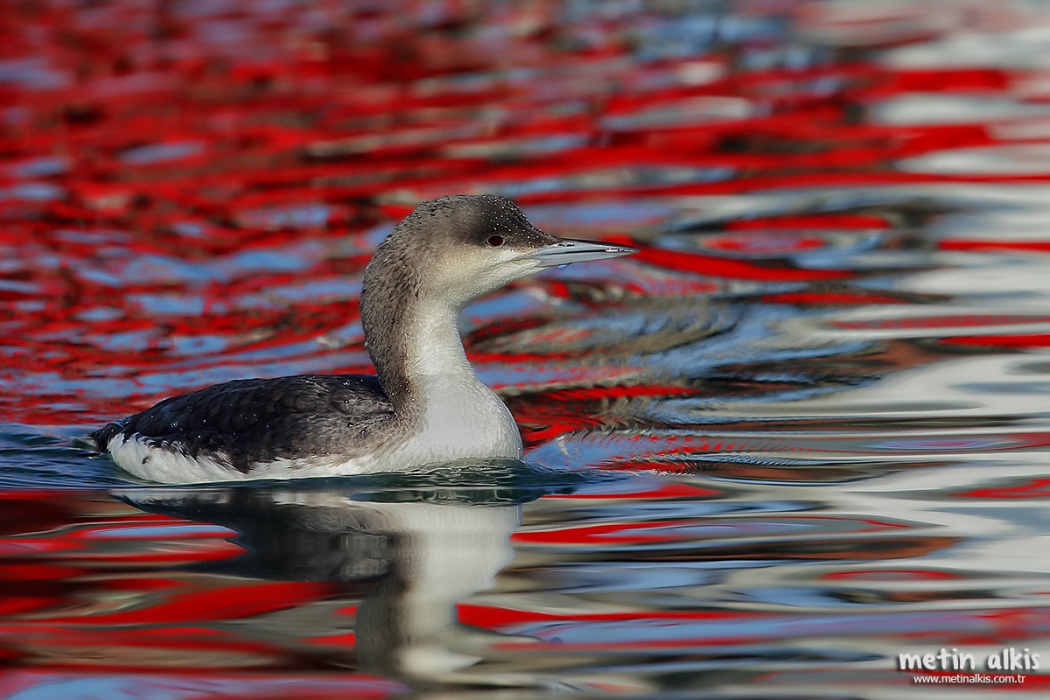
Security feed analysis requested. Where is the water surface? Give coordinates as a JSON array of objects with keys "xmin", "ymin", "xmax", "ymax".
[{"xmin": 2, "ymin": 1, "xmax": 1049, "ymax": 697}]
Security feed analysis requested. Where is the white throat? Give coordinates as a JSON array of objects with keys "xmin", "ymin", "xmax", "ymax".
[{"xmin": 388, "ymin": 301, "xmax": 522, "ymax": 463}]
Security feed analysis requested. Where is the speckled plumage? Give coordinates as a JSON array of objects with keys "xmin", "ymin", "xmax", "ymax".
[
  {"xmin": 91, "ymin": 194, "xmax": 635, "ymax": 483},
  {"xmin": 92, "ymin": 375, "xmax": 392, "ymax": 474}
]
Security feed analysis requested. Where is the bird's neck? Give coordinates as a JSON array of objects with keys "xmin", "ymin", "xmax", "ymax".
[
  {"xmin": 365, "ymin": 295, "xmax": 524, "ymax": 461},
  {"xmin": 364, "ymin": 293, "xmax": 485, "ymax": 411},
  {"xmin": 360, "ymin": 258, "xmax": 522, "ymax": 461},
  {"xmin": 400, "ymin": 300, "xmax": 479, "ymax": 401}
]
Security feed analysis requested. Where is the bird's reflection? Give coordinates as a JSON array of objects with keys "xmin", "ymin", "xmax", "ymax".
[{"xmin": 117, "ymin": 461, "xmax": 583, "ymax": 687}]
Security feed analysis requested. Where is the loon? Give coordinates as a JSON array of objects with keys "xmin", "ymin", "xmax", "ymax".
[{"xmin": 91, "ymin": 194, "xmax": 636, "ymax": 483}]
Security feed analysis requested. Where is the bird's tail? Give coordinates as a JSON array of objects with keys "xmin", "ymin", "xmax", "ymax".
[{"xmin": 83, "ymin": 419, "xmax": 128, "ymax": 451}]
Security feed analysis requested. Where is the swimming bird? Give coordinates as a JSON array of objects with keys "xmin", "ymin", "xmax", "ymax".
[{"xmin": 91, "ymin": 194, "xmax": 636, "ymax": 483}]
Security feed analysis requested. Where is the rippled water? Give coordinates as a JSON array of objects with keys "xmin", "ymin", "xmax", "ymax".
[{"xmin": 3, "ymin": 1, "xmax": 1050, "ymax": 697}]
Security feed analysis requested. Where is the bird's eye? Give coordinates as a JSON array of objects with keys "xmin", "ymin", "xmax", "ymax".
[{"xmin": 487, "ymin": 235, "xmax": 504, "ymax": 247}]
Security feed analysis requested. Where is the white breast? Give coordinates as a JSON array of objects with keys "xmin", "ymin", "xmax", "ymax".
[{"xmin": 389, "ymin": 381, "xmax": 523, "ymax": 464}]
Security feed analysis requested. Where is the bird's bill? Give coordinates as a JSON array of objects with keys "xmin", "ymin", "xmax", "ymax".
[{"xmin": 532, "ymin": 238, "xmax": 637, "ymax": 268}]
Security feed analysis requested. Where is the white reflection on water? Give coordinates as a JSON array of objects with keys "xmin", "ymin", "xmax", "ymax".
[{"xmin": 118, "ymin": 469, "xmax": 595, "ymax": 691}]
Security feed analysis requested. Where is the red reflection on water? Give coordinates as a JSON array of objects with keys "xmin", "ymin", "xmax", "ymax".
[
  {"xmin": 956, "ymin": 477, "xmax": 1050, "ymax": 500},
  {"xmin": 4, "ymin": 0, "xmax": 1050, "ymax": 694},
  {"xmin": 633, "ymin": 247, "xmax": 853, "ymax": 281},
  {"xmin": 941, "ymin": 333, "xmax": 1050, "ymax": 348},
  {"xmin": 6, "ymin": 0, "xmax": 1045, "ymax": 431}
]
